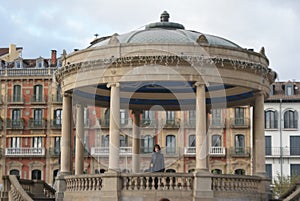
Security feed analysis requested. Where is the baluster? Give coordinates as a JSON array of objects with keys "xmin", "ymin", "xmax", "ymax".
[
  {"xmin": 158, "ymin": 175, "xmax": 164, "ymax": 190},
  {"xmin": 136, "ymin": 176, "xmax": 141, "ymax": 190}
]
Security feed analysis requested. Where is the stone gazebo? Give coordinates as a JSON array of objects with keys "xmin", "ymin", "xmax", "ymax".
[{"xmin": 55, "ymin": 11, "xmax": 276, "ymax": 201}]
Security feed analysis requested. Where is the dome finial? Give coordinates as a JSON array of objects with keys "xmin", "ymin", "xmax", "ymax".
[{"xmin": 160, "ymin": 11, "xmax": 170, "ymax": 22}]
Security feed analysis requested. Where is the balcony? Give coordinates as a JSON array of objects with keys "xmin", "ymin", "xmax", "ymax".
[
  {"xmin": 51, "ymin": 95, "xmax": 62, "ymax": 104},
  {"xmin": 91, "ymin": 147, "xmax": 132, "ymax": 157},
  {"xmin": 50, "ymin": 119, "xmax": 62, "ymax": 129},
  {"xmin": 7, "ymin": 95, "xmax": 24, "ymax": 104},
  {"xmin": 210, "ymin": 118, "xmax": 225, "ymax": 129},
  {"xmin": 140, "ymin": 119, "xmax": 156, "ymax": 128},
  {"xmin": 185, "ymin": 119, "xmax": 195, "ymax": 128},
  {"xmin": 209, "ymin": 147, "xmax": 226, "ymax": 157},
  {"xmin": 230, "ymin": 118, "xmax": 250, "ymax": 128},
  {"xmin": 99, "ymin": 119, "xmax": 110, "ymax": 128},
  {"xmin": 30, "ymin": 95, "xmax": 46, "ymax": 104},
  {"xmin": 48, "ymin": 147, "xmax": 60, "ymax": 157},
  {"xmin": 229, "ymin": 147, "xmax": 251, "ymax": 157},
  {"xmin": 6, "ymin": 119, "xmax": 24, "ymax": 129},
  {"xmin": 28, "ymin": 119, "xmax": 47, "ymax": 129},
  {"xmin": 5, "ymin": 147, "xmax": 45, "ymax": 157},
  {"xmin": 184, "ymin": 147, "xmax": 196, "ymax": 156},
  {"xmin": 265, "ymin": 147, "xmax": 300, "ymax": 157},
  {"xmin": 165, "ymin": 120, "xmax": 180, "ymax": 128}
]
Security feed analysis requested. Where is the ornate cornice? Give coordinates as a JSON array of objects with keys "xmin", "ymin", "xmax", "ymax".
[{"xmin": 55, "ymin": 55, "xmax": 276, "ymax": 83}]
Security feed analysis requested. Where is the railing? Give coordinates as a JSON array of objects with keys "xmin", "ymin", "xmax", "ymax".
[
  {"xmin": 50, "ymin": 119, "xmax": 62, "ymax": 129},
  {"xmin": 99, "ymin": 119, "xmax": 110, "ymax": 128},
  {"xmin": 121, "ymin": 173, "xmax": 194, "ymax": 191},
  {"xmin": 28, "ymin": 119, "xmax": 47, "ymax": 129},
  {"xmin": 210, "ymin": 118, "xmax": 226, "ymax": 128},
  {"xmin": 6, "ymin": 119, "xmax": 24, "ymax": 129},
  {"xmin": 7, "ymin": 95, "xmax": 24, "ymax": 104},
  {"xmin": 51, "ymin": 95, "xmax": 62, "ymax": 103},
  {"xmin": 185, "ymin": 119, "xmax": 196, "ymax": 128},
  {"xmin": 48, "ymin": 147, "xmax": 60, "ymax": 156},
  {"xmin": 30, "ymin": 95, "xmax": 46, "ymax": 104},
  {"xmin": 0, "ymin": 68, "xmax": 56, "ymax": 76},
  {"xmin": 212, "ymin": 174, "xmax": 261, "ymax": 192},
  {"xmin": 5, "ymin": 147, "xmax": 45, "ymax": 156},
  {"xmin": 65, "ymin": 175, "xmax": 103, "ymax": 191},
  {"xmin": 91, "ymin": 147, "xmax": 132, "ymax": 156},
  {"xmin": 230, "ymin": 118, "xmax": 250, "ymax": 128},
  {"xmin": 265, "ymin": 147, "xmax": 300, "ymax": 157},
  {"xmin": 184, "ymin": 147, "xmax": 196, "ymax": 156},
  {"xmin": 165, "ymin": 120, "xmax": 180, "ymax": 128},
  {"xmin": 229, "ymin": 147, "xmax": 251, "ymax": 157},
  {"xmin": 140, "ymin": 119, "xmax": 156, "ymax": 127},
  {"xmin": 209, "ymin": 147, "xmax": 226, "ymax": 157}
]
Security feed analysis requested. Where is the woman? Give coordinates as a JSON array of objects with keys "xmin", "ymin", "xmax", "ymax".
[{"xmin": 150, "ymin": 144, "xmax": 165, "ymax": 172}]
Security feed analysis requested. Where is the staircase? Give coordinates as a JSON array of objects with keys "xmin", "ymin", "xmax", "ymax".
[{"xmin": 0, "ymin": 175, "xmax": 55, "ymax": 201}]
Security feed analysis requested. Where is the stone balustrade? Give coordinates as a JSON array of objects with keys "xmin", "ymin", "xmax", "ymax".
[
  {"xmin": 121, "ymin": 173, "xmax": 194, "ymax": 191},
  {"xmin": 212, "ymin": 174, "xmax": 261, "ymax": 192},
  {"xmin": 65, "ymin": 175, "xmax": 103, "ymax": 191}
]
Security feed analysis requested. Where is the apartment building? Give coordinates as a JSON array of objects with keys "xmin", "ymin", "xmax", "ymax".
[
  {"xmin": 265, "ymin": 81, "xmax": 300, "ymax": 181},
  {"xmin": 0, "ymin": 45, "xmax": 253, "ymax": 186}
]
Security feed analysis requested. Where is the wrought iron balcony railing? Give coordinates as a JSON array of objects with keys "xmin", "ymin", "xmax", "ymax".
[
  {"xmin": 28, "ymin": 119, "xmax": 47, "ymax": 129},
  {"xmin": 48, "ymin": 147, "xmax": 61, "ymax": 157},
  {"xmin": 230, "ymin": 118, "xmax": 250, "ymax": 128},
  {"xmin": 210, "ymin": 118, "xmax": 226, "ymax": 128},
  {"xmin": 30, "ymin": 95, "xmax": 46, "ymax": 104},
  {"xmin": 7, "ymin": 95, "xmax": 24, "ymax": 104},
  {"xmin": 265, "ymin": 147, "xmax": 300, "ymax": 157},
  {"xmin": 50, "ymin": 119, "xmax": 62, "ymax": 129},
  {"xmin": 6, "ymin": 119, "xmax": 24, "ymax": 129},
  {"xmin": 229, "ymin": 147, "xmax": 251, "ymax": 157},
  {"xmin": 5, "ymin": 147, "xmax": 45, "ymax": 156}
]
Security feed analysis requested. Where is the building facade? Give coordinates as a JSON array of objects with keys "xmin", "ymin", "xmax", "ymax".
[{"xmin": 265, "ymin": 81, "xmax": 300, "ymax": 181}]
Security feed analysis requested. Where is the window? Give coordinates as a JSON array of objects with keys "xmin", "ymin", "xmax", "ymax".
[
  {"xmin": 34, "ymin": 109, "xmax": 43, "ymax": 126},
  {"xmin": 31, "ymin": 169, "xmax": 41, "ymax": 180},
  {"xmin": 285, "ymin": 84, "xmax": 294, "ymax": 96},
  {"xmin": 265, "ymin": 136, "xmax": 272, "ymax": 156},
  {"xmin": 33, "ymin": 85, "xmax": 43, "ymax": 102},
  {"xmin": 234, "ymin": 169, "xmax": 245, "ymax": 175},
  {"xmin": 265, "ymin": 110, "xmax": 278, "ymax": 129},
  {"xmin": 235, "ymin": 107, "xmax": 244, "ymax": 125},
  {"xmin": 212, "ymin": 134, "xmax": 221, "ymax": 147},
  {"xmin": 33, "ymin": 137, "xmax": 42, "ymax": 148},
  {"xmin": 120, "ymin": 135, "xmax": 127, "ymax": 147},
  {"xmin": 11, "ymin": 137, "xmax": 20, "ymax": 148},
  {"xmin": 235, "ymin": 134, "xmax": 245, "ymax": 154},
  {"xmin": 290, "ymin": 136, "xmax": 300, "ymax": 155},
  {"xmin": 120, "ymin": 109, "xmax": 128, "ymax": 125},
  {"xmin": 37, "ymin": 60, "xmax": 43, "ymax": 68},
  {"xmin": 56, "ymin": 84, "xmax": 62, "ymax": 102},
  {"xmin": 9, "ymin": 169, "xmax": 20, "ymax": 176},
  {"xmin": 54, "ymin": 137, "xmax": 60, "ymax": 154},
  {"xmin": 13, "ymin": 85, "xmax": 21, "ymax": 102},
  {"xmin": 166, "ymin": 135, "xmax": 176, "ymax": 154},
  {"xmin": 290, "ymin": 164, "xmax": 300, "ymax": 177},
  {"xmin": 84, "ymin": 132, "xmax": 89, "ymax": 151},
  {"xmin": 143, "ymin": 135, "xmax": 154, "ymax": 153},
  {"xmin": 12, "ymin": 109, "xmax": 21, "ymax": 127},
  {"xmin": 84, "ymin": 107, "xmax": 89, "ymax": 127},
  {"xmin": 270, "ymin": 85, "xmax": 275, "ymax": 96},
  {"xmin": 284, "ymin": 110, "xmax": 298, "ymax": 129},
  {"xmin": 104, "ymin": 109, "xmax": 110, "ymax": 126},
  {"xmin": 212, "ymin": 169, "xmax": 222, "ymax": 174},
  {"xmin": 102, "ymin": 135, "xmax": 109, "ymax": 147},
  {"xmin": 212, "ymin": 109, "xmax": 222, "ymax": 126},
  {"xmin": 189, "ymin": 134, "xmax": 195, "ymax": 147},
  {"xmin": 166, "ymin": 111, "xmax": 175, "ymax": 125},
  {"xmin": 54, "ymin": 109, "xmax": 62, "ymax": 125},
  {"xmin": 189, "ymin": 110, "xmax": 196, "ymax": 125},
  {"xmin": 15, "ymin": 60, "xmax": 22, "ymax": 68},
  {"xmin": 266, "ymin": 164, "xmax": 272, "ymax": 179},
  {"xmin": 142, "ymin": 110, "xmax": 152, "ymax": 125}
]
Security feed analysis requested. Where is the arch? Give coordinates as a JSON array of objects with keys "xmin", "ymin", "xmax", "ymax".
[
  {"xmin": 32, "ymin": 169, "xmax": 42, "ymax": 180},
  {"xmin": 264, "ymin": 109, "xmax": 278, "ymax": 129},
  {"xmin": 166, "ymin": 134, "xmax": 176, "ymax": 154},
  {"xmin": 211, "ymin": 169, "xmax": 222, "ymax": 174},
  {"xmin": 234, "ymin": 169, "xmax": 245, "ymax": 175},
  {"xmin": 284, "ymin": 109, "xmax": 298, "ymax": 129},
  {"xmin": 9, "ymin": 169, "xmax": 20, "ymax": 176}
]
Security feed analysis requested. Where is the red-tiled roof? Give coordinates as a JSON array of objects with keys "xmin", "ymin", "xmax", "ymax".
[
  {"xmin": 0, "ymin": 47, "xmax": 23, "ymax": 57},
  {"xmin": 266, "ymin": 81, "xmax": 300, "ymax": 101}
]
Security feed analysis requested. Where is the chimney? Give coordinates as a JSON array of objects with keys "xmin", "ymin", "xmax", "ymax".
[
  {"xmin": 51, "ymin": 50, "xmax": 57, "ymax": 66},
  {"xmin": 9, "ymin": 44, "xmax": 16, "ymax": 55}
]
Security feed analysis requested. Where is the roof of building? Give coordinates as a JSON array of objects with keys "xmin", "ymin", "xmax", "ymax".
[
  {"xmin": 0, "ymin": 47, "xmax": 23, "ymax": 57},
  {"xmin": 89, "ymin": 11, "xmax": 241, "ymax": 49},
  {"xmin": 266, "ymin": 81, "xmax": 300, "ymax": 102}
]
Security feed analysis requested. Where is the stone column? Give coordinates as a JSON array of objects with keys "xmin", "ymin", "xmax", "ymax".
[
  {"xmin": 75, "ymin": 104, "xmax": 84, "ymax": 175},
  {"xmin": 107, "ymin": 83, "xmax": 120, "ymax": 171},
  {"xmin": 195, "ymin": 83, "xmax": 208, "ymax": 171},
  {"xmin": 132, "ymin": 110, "xmax": 141, "ymax": 173},
  {"xmin": 60, "ymin": 93, "xmax": 72, "ymax": 175},
  {"xmin": 254, "ymin": 92, "xmax": 266, "ymax": 175}
]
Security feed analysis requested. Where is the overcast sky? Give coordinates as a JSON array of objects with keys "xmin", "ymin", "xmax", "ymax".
[{"xmin": 1, "ymin": 0, "xmax": 299, "ymax": 81}]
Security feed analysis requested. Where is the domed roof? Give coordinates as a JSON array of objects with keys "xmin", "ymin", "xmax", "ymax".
[{"xmin": 90, "ymin": 11, "xmax": 241, "ymax": 49}]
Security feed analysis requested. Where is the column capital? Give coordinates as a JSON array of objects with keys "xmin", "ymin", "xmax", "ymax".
[
  {"xmin": 63, "ymin": 92, "xmax": 72, "ymax": 98},
  {"xmin": 193, "ymin": 81, "xmax": 205, "ymax": 87},
  {"xmin": 107, "ymin": 82, "xmax": 120, "ymax": 88}
]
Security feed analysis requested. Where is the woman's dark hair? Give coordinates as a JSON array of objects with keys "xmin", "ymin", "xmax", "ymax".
[{"xmin": 153, "ymin": 144, "xmax": 161, "ymax": 152}]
